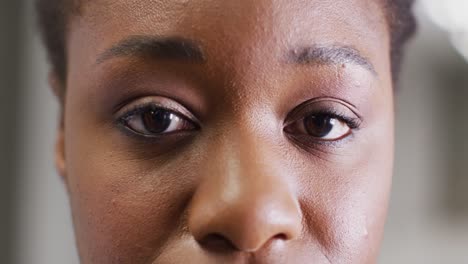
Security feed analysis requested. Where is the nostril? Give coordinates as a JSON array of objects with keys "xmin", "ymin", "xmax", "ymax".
[
  {"xmin": 199, "ymin": 233, "xmax": 238, "ymax": 253},
  {"xmin": 273, "ymin": 233, "xmax": 288, "ymax": 241},
  {"xmin": 199, "ymin": 232, "xmax": 292, "ymax": 254}
]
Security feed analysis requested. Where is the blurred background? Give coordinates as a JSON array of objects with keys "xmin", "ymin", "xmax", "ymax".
[{"xmin": 0, "ymin": 0, "xmax": 467, "ymax": 263}]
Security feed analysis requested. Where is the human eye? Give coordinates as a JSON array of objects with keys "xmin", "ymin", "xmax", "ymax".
[
  {"xmin": 115, "ymin": 96, "xmax": 199, "ymax": 138},
  {"xmin": 284, "ymin": 98, "xmax": 362, "ymax": 143}
]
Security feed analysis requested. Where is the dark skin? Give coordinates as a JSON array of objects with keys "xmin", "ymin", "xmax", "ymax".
[{"xmin": 53, "ymin": 0, "xmax": 394, "ymax": 263}]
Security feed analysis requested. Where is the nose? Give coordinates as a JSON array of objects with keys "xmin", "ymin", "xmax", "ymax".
[{"xmin": 188, "ymin": 136, "xmax": 303, "ymax": 253}]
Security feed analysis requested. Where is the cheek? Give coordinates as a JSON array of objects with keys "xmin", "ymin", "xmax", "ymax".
[
  {"xmin": 298, "ymin": 151, "xmax": 393, "ymax": 263},
  {"xmin": 63, "ymin": 113, "xmax": 200, "ymax": 263},
  {"xmin": 297, "ymin": 99, "xmax": 394, "ymax": 262}
]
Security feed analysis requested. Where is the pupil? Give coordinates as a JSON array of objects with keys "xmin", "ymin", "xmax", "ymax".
[
  {"xmin": 142, "ymin": 108, "xmax": 172, "ymax": 133},
  {"xmin": 304, "ymin": 114, "xmax": 334, "ymax": 137}
]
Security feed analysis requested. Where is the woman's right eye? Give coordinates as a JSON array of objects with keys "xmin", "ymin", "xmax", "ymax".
[{"xmin": 118, "ymin": 104, "xmax": 198, "ymax": 137}]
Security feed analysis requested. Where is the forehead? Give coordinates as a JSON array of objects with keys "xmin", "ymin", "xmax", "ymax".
[
  {"xmin": 79, "ymin": 0, "xmax": 386, "ymax": 25},
  {"xmin": 72, "ymin": 0, "xmax": 388, "ymax": 57}
]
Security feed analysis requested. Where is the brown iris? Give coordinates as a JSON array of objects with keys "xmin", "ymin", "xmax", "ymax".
[
  {"xmin": 142, "ymin": 108, "xmax": 173, "ymax": 133},
  {"xmin": 303, "ymin": 114, "xmax": 334, "ymax": 137}
]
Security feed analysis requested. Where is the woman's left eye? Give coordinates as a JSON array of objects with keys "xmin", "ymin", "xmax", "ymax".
[
  {"xmin": 285, "ymin": 113, "xmax": 353, "ymax": 141},
  {"xmin": 120, "ymin": 106, "xmax": 197, "ymax": 136}
]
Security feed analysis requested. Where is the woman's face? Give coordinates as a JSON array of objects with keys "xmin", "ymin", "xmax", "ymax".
[{"xmin": 57, "ymin": 0, "xmax": 394, "ymax": 263}]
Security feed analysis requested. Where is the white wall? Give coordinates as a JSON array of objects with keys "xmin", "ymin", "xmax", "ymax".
[{"xmin": 14, "ymin": 1, "xmax": 468, "ymax": 263}]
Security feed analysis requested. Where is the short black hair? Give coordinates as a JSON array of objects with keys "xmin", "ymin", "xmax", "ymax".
[{"xmin": 36, "ymin": 0, "xmax": 416, "ymax": 88}]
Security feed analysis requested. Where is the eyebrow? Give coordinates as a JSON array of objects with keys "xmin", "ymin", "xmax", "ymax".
[
  {"xmin": 97, "ymin": 36, "xmax": 376, "ymax": 75},
  {"xmin": 96, "ymin": 35, "xmax": 206, "ymax": 64},
  {"xmin": 288, "ymin": 45, "xmax": 377, "ymax": 75}
]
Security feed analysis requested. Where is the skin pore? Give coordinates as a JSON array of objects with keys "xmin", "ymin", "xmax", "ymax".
[{"xmin": 54, "ymin": 0, "xmax": 394, "ymax": 263}]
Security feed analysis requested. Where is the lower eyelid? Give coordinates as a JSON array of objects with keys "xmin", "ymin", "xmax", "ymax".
[
  {"xmin": 287, "ymin": 133, "xmax": 356, "ymax": 153},
  {"xmin": 116, "ymin": 121, "xmax": 197, "ymax": 142}
]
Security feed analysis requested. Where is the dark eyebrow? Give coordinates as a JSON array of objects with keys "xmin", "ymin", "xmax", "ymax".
[
  {"xmin": 288, "ymin": 45, "xmax": 377, "ymax": 75},
  {"xmin": 96, "ymin": 35, "xmax": 206, "ymax": 64}
]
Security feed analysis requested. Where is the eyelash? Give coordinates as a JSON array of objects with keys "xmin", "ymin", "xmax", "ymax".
[
  {"xmin": 119, "ymin": 104, "xmax": 164, "ymax": 122},
  {"xmin": 306, "ymin": 109, "xmax": 362, "ymax": 130}
]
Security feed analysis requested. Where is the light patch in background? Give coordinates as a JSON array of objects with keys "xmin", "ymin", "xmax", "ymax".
[{"xmin": 421, "ymin": 0, "xmax": 468, "ymax": 61}]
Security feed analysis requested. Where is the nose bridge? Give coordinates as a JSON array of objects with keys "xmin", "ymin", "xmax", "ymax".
[{"xmin": 188, "ymin": 127, "xmax": 303, "ymax": 252}]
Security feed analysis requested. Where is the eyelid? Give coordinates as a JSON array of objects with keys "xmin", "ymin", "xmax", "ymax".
[
  {"xmin": 284, "ymin": 97, "xmax": 362, "ymax": 127},
  {"xmin": 115, "ymin": 96, "xmax": 199, "ymax": 124}
]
